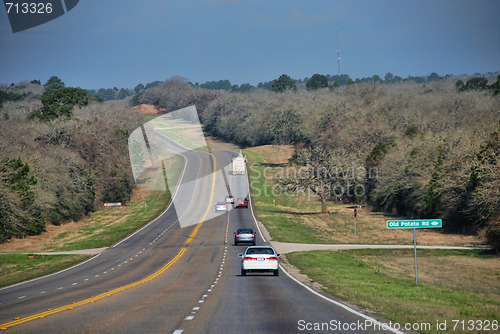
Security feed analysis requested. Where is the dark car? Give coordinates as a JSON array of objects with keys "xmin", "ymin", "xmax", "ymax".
[
  {"xmin": 235, "ymin": 197, "xmax": 248, "ymax": 208},
  {"xmin": 234, "ymin": 228, "xmax": 256, "ymax": 245}
]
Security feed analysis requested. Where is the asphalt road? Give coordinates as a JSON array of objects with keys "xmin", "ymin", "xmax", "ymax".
[{"xmin": 0, "ymin": 134, "xmax": 397, "ymax": 334}]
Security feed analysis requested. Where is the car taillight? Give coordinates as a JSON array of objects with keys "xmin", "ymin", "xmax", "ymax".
[
  {"xmin": 236, "ymin": 234, "xmax": 240, "ymax": 238},
  {"xmin": 251, "ymin": 234, "xmax": 255, "ymax": 238},
  {"xmin": 268, "ymin": 256, "xmax": 277, "ymax": 261},
  {"xmin": 244, "ymin": 257, "xmax": 257, "ymax": 261}
]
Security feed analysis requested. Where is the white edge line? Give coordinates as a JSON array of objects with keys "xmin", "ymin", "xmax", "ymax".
[
  {"xmin": 244, "ymin": 160, "xmax": 266, "ymax": 242},
  {"xmin": 244, "ymin": 154, "xmax": 405, "ymax": 334},
  {"xmin": 280, "ymin": 264, "xmax": 405, "ymax": 334},
  {"xmin": 0, "ymin": 253, "xmax": 102, "ymax": 291}
]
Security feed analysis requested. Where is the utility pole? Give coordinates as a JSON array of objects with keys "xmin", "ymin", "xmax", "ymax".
[
  {"xmin": 354, "ymin": 208, "xmax": 357, "ymax": 242},
  {"xmin": 336, "ymin": 30, "xmax": 341, "ymax": 76}
]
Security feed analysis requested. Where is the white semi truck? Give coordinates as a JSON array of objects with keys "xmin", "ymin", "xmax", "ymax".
[{"xmin": 232, "ymin": 154, "xmax": 246, "ymax": 175}]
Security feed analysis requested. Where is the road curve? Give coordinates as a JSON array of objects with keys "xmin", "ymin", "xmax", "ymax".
[{"xmin": 1, "ymin": 135, "xmax": 397, "ymax": 334}]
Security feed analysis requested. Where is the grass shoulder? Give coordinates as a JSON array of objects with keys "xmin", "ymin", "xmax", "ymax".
[
  {"xmin": 50, "ymin": 189, "xmax": 170, "ymax": 251},
  {"xmin": 286, "ymin": 249, "xmax": 500, "ymax": 334},
  {"xmin": 0, "ymin": 254, "xmax": 91, "ymax": 288}
]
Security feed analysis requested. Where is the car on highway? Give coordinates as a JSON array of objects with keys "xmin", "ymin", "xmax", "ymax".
[
  {"xmin": 239, "ymin": 246, "xmax": 280, "ymax": 276},
  {"xmin": 234, "ymin": 228, "xmax": 256, "ymax": 246},
  {"xmin": 215, "ymin": 202, "xmax": 228, "ymax": 212},
  {"xmin": 235, "ymin": 197, "xmax": 248, "ymax": 208},
  {"xmin": 225, "ymin": 194, "xmax": 235, "ymax": 204}
]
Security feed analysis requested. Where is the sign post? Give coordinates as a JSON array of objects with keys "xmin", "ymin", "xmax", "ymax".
[
  {"xmin": 104, "ymin": 202, "xmax": 122, "ymax": 226},
  {"xmin": 387, "ymin": 219, "xmax": 442, "ymax": 285},
  {"xmin": 353, "ymin": 208, "xmax": 357, "ymax": 243}
]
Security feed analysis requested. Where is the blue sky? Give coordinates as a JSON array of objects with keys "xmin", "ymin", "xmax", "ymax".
[{"xmin": 1, "ymin": 0, "xmax": 499, "ymax": 89}]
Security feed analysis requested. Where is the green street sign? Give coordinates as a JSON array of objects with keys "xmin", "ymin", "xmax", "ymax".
[{"xmin": 387, "ymin": 219, "xmax": 442, "ymax": 229}]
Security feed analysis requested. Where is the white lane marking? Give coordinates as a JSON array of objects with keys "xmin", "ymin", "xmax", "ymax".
[
  {"xmin": 113, "ymin": 149, "xmax": 188, "ymax": 248},
  {"xmin": 172, "ymin": 330, "xmax": 184, "ymax": 334},
  {"xmin": 0, "ymin": 253, "xmax": 102, "ymax": 292},
  {"xmin": 246, "ymin": 175, "xmax": 266, "ymax": 242},
  {"xmin": 182, "ymin": 212, "xmax": 229, "ymax": 325}
]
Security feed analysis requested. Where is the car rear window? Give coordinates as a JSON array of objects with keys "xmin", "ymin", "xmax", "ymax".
[
  {"xmin": 238, "ymin": 229, "xmax": 253, "ymax": 233},
  {"xmin": 246, "ymin": 248, "xmax": 274, "ymax": 255}
]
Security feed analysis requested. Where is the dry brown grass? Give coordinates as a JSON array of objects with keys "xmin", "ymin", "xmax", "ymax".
[
  {"xmin": 204, "ymin": 136, "xmax": 240, "ymax": 152},
  {"xmin": 248, "ymin": 145, "xmax": 295, "ymax": 165},
  {"xmin": 0, "ymin": 188, "xmax": 152, "ymax": 253},
  {"xmin": 368, "ymin": 252, "xmax": 500, "ymax": 299},
  {"xmin": 0, "ymin": 221, "xmax": 85, "ymax": 253}
]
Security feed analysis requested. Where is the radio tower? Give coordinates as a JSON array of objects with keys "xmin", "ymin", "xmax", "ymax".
[{"xmin": 336, "ymin": 30, "xmax": 341, "ymax": 75}]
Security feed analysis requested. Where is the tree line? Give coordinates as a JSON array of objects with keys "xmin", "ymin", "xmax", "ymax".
[
  {"xmin": 1, "ymin": 73, "xmax": 498, "ymax": 251},
  {"xmin": 57, "ymin": 70, "xmax": 499, "ymax": 103}
]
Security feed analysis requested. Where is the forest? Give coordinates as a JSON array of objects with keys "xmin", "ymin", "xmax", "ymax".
[
  {"xmin": 0, "ymin": 79, "xmax": 142, "ymax": 242},
  {"xmin": 1, "ymin": 74, "xmax": 499, "ymax": 252}
]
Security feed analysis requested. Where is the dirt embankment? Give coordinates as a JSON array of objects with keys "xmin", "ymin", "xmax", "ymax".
[{"xmin": 133, "ymin": 104, "xmax": 166, "ymax": 114}]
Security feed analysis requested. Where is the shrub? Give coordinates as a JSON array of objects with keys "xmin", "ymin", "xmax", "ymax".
[{"xmin": 485, "ymin": 219, "xmax": 500, "ymax": 255}]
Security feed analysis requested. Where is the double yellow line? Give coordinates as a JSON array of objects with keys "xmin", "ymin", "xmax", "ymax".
[{"xmin": 0, "ymin": 152, "xmax": 216, "ymax": 330}]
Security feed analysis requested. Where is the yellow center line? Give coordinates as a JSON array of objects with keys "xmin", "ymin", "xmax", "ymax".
[{"xmin": 0, "ymin": 152, "xmax": 217, "ymax": 331}]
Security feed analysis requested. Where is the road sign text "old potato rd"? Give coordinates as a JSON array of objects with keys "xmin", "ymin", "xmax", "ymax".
[{"xmin": 387, "ymin": 219, "xmax": 442, "ymax": 229}]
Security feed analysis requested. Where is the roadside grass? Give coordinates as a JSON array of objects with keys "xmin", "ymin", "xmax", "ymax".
[
  {"xmin": 243, "ymin": 146, "xmax": 484, "ymax": 247},
  {"xmin": 286, "ymin": 249, "xmax": 500, "ymax": 334},
  {"xmin": 49, "ymin": 189, "xmax": 170, "ymax": 251},
  {"xmin": 0, "ymin": 254, "xmax": 90, "ymax": 288}
]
